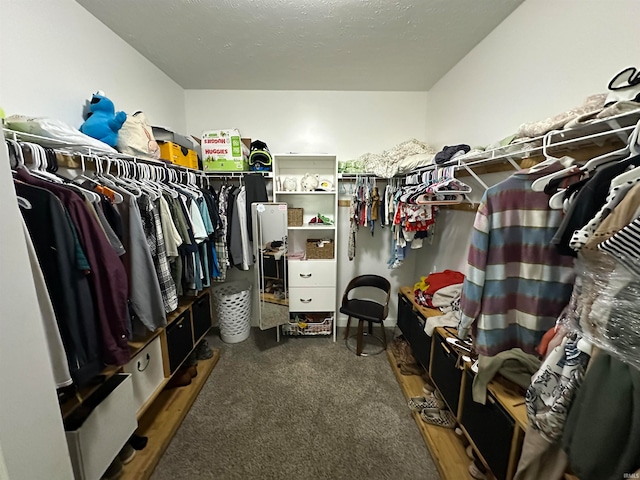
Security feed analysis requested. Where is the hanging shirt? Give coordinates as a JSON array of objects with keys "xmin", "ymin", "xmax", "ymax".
[
  {"xmin": 16, "ymin": 181, "xmax": 102, "ymax": 385},
  {"xmin": 137, "ymin": 194, "xmax": 178, "ymax": 313},
  {"xmin": 458, "ymin": 165, "xmax": 576, "ymax": 356},
  {"xmin": 159, "ymin": 195, "xmax": 183, "ymax": 258},
  {"xmin": 187, "ymin": 195, "xmax": 208, "ymax": 242},
  {"xmin": 113, "ymin": 185, "xmax": 166, "ymax": 332},
  {"xmin": 236, "ymin": 187, "xmax": 253, "ymax": 270},
  {"xmin": 22, "ymin": 218, "xmax": 73, "ymax": 388},
  {"xmin": 16, "ymin": 169, "xmax": 130, "ymax": 366}
]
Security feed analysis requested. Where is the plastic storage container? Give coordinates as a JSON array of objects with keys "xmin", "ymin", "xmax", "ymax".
[{"xmin": 212, "ymin": 281, "xmax": 252, "ymax": 343}]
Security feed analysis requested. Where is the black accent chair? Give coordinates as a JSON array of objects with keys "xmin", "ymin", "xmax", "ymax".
[{"xmin": 340, "ymin": 275, "xmax": 391, "ymax": 356}]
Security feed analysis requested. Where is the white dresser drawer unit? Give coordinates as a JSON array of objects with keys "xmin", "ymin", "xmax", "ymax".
[
  {"xmin": 289, "ymin": 286, "xmax": 336, "ymax": 312},
  {"xmin": 288, "ymin": 260, "xmax": 337, "ymax": 287}
]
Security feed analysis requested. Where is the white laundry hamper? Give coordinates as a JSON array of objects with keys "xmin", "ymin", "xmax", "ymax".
[{"xmin": 211, "ymin": 281, "xmax": 252, "ymax": 343}]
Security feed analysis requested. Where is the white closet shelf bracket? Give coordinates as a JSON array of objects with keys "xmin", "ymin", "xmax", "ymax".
[{"xmin": 457, "ymin": 161, "xmax": 489, "ymax": 191}]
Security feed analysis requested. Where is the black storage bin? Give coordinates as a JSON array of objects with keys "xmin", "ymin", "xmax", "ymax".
[
  {"xmin": 461, "ymin": 369, "xmax": 515, "ymax": 480},
  {"xmin": 166, "ymin": 310, "xmax": 193, "ymax": 373},
  {"xmin": 192, "ymin": 293, "xmax": 212, "ymax": 342},
  {"xmin": 430, "ymin": 333, "xmax": 463, "ymax": 414},
  {"xmin": 397, "ymin": 293, "xmax": 432, "ymax": 370}
]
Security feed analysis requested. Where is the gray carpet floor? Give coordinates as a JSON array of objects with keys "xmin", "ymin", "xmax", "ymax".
[{"xmin": 151, "ymin": 328, "xmax": 439, "ymax": 480}]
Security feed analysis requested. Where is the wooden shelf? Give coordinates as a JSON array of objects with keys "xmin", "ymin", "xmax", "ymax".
[
  {"xmin": 166, "ymin": 289, "xmax": 210, "ymax": 326},
  {"xmin": 486, "ymin": 376, "xmax": 528, "ymax": 431},
  {"xmin": 399, "ymin": 286, "xmax": 445, "ymax": 318},
  {"xmin": 121, "ymin": 349, "xmax": 221, "ymax": 480},
  {"xmin": 387, "ymin": 350, "xmax": 473, "ymax": 480}
]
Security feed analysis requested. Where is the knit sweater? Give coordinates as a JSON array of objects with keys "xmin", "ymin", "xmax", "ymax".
[{"xmin": 458, "ymin": 165, "xmax": 575, "ymax": 356}]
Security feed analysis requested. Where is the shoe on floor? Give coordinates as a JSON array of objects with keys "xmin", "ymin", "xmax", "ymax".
[
  {"xmin": 186, "ymin": 365, "xmax": 198, "ymax": 378},
  {"xmin": 102, "ymin": 457, "xmax": 123, "ymax": 480},
  {"xmin": 165, "ymin": 368, "xmax": 192, "ymax": 390},
  {"xmin": 422, "ymin": 382, "xmax": 436, "ymax": 395},
  {"xmin": 407, "ymin": 394, "xmax": 445, "ymax": 411},
  {"xmin": 129, "ymin": 434, "xmax": 148, "ymax": 451},
  {"xmin": 466, "ymin": 445, "xmax": 475, "ymax": 460},
  {"xmin": 118, "ymin": 443, "xmax": 136, "ymax": 465},
  {"xmin": 184, "ymin": 351, "xmax": 198, "ymax": 367},
  {"xmin": 420, "ymin": 408, "xmax": 457, "ymax": 429},
  {"xmin": 468, "ymin": 460, "xmax": 488, "ymax": 480},
  {"xmin": 399, "ymin": 362, "xmax": 424, "ymax": 376},
  {"xmin": 195, "ymin": 340, "xmax": 213, "ymax": 360}
]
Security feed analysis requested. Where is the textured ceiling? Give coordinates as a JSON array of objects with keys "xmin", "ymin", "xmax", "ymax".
[{"xmin": 76, "ymin": 0, "xmax": 523, "ymax": 91}]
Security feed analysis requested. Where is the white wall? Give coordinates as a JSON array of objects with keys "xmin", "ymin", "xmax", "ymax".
[
  {"xmin": 426, "ymin": 0, "xmax": 640, "ymax": 149},
  {"xmin": 185, "ymin": 90, "xmax": 428, "ymax": 160},
  {"xmin": 418, "ymin": 0, "xmax": 640, "ymax": 277},
  {"xmin": 0, "ymin": 0, "xmax": 186, "ymax": 133},
  {"xmin": 188, "ymin": 90, "xmax": 428, "ymax": 324},
  {"xmin": 0, "ymin": 142, "xmax": 74, "ymax": 480},
  {"xmin": 0, "ymin": 2, "xmax": 187, "ymax": 477}
]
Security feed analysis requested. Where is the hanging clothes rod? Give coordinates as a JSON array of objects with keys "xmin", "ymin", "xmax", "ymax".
[
  {"xmin": 456, "ymin": 122, "xmax": 639, "ymax": 171},
  {"xmin": 3, "ymin": 127, "xmax": 269, "ymax": 178}
]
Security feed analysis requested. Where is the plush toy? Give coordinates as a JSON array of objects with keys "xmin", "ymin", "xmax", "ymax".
[{"xmin": 79, "ymin": 92, "xmax": 126, "ymax": 147}]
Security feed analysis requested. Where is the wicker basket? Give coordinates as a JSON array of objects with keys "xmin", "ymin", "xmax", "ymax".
[
  {"xmin": 281, "ymin": 314, "xmax": 333, "ymax": 336},
  {"xmin": 306, "ymin": 239, "xmax": 334, "ymax": 259},
  {"xmin": 288, "ymin": 208, "xmax": 303, "ymax": 226}
]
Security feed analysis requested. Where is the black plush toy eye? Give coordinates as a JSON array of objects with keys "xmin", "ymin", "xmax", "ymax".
[{"xmin": 91, "ymin": 97, "xmax": 100, "ymax": 104}]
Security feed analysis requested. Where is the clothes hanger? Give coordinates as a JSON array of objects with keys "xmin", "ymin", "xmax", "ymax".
[
  {"xmin": 155, "ymin": 165, "xmax": 179, "ymax": 199},
  {"xmin": 432, "ymin": 166, "xmax": 472, "ymax": 194},
  {"xmin": 528, "ymin": 130, "xmax": 574, "ymax": 173},
  {"xmin": 600, "ymin": 126, "xmax": 640, "ymax": 187},
  {"xmin": 580, "ymin": 121, "xmax": 640, "ymax": 174},
  {"xmin": 6, "ymin": 139, "xmax": 25, "ymax": 169},
  {"xmin": 549, "ymin": 126, "xmax": 640, "ymax": 210},
  {"xmin": 530, "ymin": 155, "xmax": 580, "ymax": 192},
  {"xmin": 23, "ymin": 143, "xmax": 64, "ymax": 183}
]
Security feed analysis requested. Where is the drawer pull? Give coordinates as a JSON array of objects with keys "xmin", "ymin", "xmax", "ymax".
[
  {"xmin": 299, "ymin": 273, "xmax": 312, "ymax": 278},
  {"xmin": 137, "ymin": 353, "xmax": 151, "ymax": 372},
  {"xmin": 300, "ymin": 298, "xmax": 312, "ymax": 303}
]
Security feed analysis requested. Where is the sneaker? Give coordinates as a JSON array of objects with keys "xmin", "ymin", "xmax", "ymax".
[
  {"xmin": 420, "ymin": 408, "xmax": 457, "ymax": 429},
  {"xmin": 408, "ymin": 394, "xmax": 445, "ymax": 411},
  {"xmin": 466, "ymin": 445, "xmax": 475, "ymax": 460},
  {"xmin": 468, "ymin": 461, "xmax": 488, "ymax": 480},
  {"xmin": 118, "ymin": 443, "xmax": 136, "ymax": 465},
  {"xmin": 422, "ymin": 381, "xmax": 436, "ymax": 395},
  {"xmin": 128, "ymin": 434, "xmax": 148, "ymax": 451},
  {"xmin": 195, "ymin": 340, "xmax": 213, "ymax": 360}
]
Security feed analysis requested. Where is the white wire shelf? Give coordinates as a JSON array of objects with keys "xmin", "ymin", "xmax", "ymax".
[
  {"xmin": 337, "ymin": 109, "xmax": 640, "ymax": 180},
  {"xmin": 2, "ymin": 127, "xmax": 273, "ymax": 178}
]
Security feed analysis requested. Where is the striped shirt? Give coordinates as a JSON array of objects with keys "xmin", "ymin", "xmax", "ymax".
[
  {"xmin": 458, "ymin": 166, "xmax": 575, "ymax": 356},
  {"xmin": 599, "ymin": 216, "xmax": 640, "ymax": 277}
]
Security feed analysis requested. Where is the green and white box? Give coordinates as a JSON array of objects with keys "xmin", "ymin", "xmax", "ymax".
[{"xmin": 202, "ymin": 129, "xmax": 249, "ymax": 171}]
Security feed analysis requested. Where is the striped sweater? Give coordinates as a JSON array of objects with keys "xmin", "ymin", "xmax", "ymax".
[{"xmin": 458, "ymin": 166, "xmax": 575, "ymax": 356}]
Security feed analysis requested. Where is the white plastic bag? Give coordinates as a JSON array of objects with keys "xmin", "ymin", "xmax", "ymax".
[{"xmin": 5, "ymin": 114, "xmax": 116, "ymax": 153}]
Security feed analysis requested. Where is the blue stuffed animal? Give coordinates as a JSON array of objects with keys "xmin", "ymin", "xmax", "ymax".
[{"xmin": 80, "ymin": 92, "xmax": 126, "ymax": 147}]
